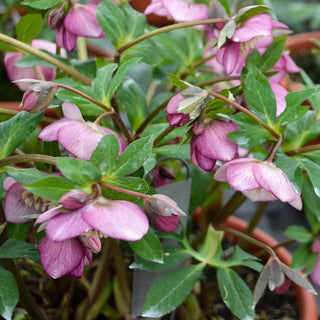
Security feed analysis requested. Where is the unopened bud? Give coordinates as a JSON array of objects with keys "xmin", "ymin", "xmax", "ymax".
[
  {"xmin": 22, "ymin": 82, "xmax": 57, "ymax": 113},
  {"xmin": 155, "ymin": 214, "xmax": 179, "ymax": 232},
  {"xmin": 80, "ymin": 234, "xmax": 101, "ymax": 252},
  {"xmin": 48, "ymin": 8, "xmax": 65, "ymax": 30},
  {"xmin": 60, "ymin": 190, "xmax": 90, "ymax": 210}
]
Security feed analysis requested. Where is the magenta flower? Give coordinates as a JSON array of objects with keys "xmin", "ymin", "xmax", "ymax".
[
  {"xmin": 4, "ymin": 40, "xmax": 65, "ymax": 91},
  {"xmin": 216, "ymin": 14, "xmax": 276, "ymax": 75},
  {"xmin": 38, "ymin": 102, "xmax": 126, "ymax": 160},
  {"xmin": 4, "ymin": 177, "xmax": 49, "ymax": 224},
  {"xmin": 145, "ymin": 0, "xmax": 208, "ymax": 22},
  {"xmin": 214, "ymin": 158, "xmax": 302, "ymax": 209},
  {"xmin": 191, "ymin": 120, "xmax": 239, "ymax": 172},
  {"xmin": 271, "ymin": 51, "xmax": 300, "ymax": 83},
  {"xmin": 166, "ymin": 94, "xmax": 191, "ymax": 127},
  {"xmin": 54, "ymin": 4, "xmax": 104, "ymax": 52},
  {"xmin": 38, "ymin": 235, "xmax": 93, "ymax": 278},
  {"xmin": 36, "ymin": 196, "xmax": 149, "ymax": 242}
]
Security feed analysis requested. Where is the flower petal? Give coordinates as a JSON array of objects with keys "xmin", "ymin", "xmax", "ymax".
[
  {"xmin": 82, "ymin": 201, "xmax": 149, "ymax": 241},
  {"xmin": 62, "ymin": 102, "xmax": 84, "ymax": 120},
  {"xmin": 242, "ymin": 189, "xmax": 278, "ymax": 202},
  {"xmin": 38, "ymin": 118, "xmax": 76, "ymax": 141}
]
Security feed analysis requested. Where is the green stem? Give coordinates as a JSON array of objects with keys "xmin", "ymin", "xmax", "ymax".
[
  {"xmin": 208, "ymin": 91, "xmax": 280, "ymax": 139},
  {"xmin": 0, "ymin": 154, "xmax": 57, "ymax": 168},
  {"xmin": 285, "ymin": 143, "xmax": 320, "ymax": 156},
  {"xmin": 213, "ymin": 191, "xmax": 247, "ymax": 225},
  {"xmin": 153, "ymin": 125, "xmax": 175, "ymax": 146},
  {"xmin": 0, "ymin": 32, "xmax": 92, "ymax": 86},
  {"xmin": 100, "ymin": 182, "xmax": 149, "ymax": 199},
  {"xmin": 76, "ymin": 37, "xmax": 88, "ymax": 61},
  {"xmin": 116, "ymin": 18, "xmax": 229, "ymax": 55}
]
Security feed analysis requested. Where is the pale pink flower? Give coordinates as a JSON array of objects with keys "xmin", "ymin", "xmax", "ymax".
[
  {"xmin": 191, "ymin": 119, "xmax": 238, "ymax": 172},
  {"xmin": 38, "ymin": 102, "xmax": 126, "ymax": 161},
  {"xmin": 145, "ymin": 0, "xmax": 208, "ymax": 22},
  {"xmin": 214, "ymin": 158, "xmax": 302, "ymax": 209},
  {"xmin": 269, "ymin": 80, "xmax": 288, "ymax": 117},
  {"xmin": 166, "ymin": 94, "xmax": 191, "ymax": 127}
]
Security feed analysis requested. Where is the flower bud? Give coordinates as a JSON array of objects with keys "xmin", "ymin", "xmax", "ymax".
[
  {"xmin": 22, "ymin": 82, "xmax": 57, "ymax": 113},
  {"xmin": 48, "ymin": 8, "xmax": 65, "ymax": 30},
  {"xmin": 79, "ymin": 234, "xmax": 101, "ymax": 252},
  {"xmin": 60, "ymin": 190, "xmax": 90, "ymax": 210},
  {"xmin": 155, "ymin": 214, "xmax": 180, "ymax": 232}
]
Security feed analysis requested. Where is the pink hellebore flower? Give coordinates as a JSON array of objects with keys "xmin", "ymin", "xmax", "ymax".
[
  {"xmin": 145, "ymin": 0, "xmax": 208, "ymax": 22},
  {"xmin": 4, "ymin": 40, "xmax": 65, "ymax": 91},
  {"xmin": 191, "ymin": 120, "xmax": 238, "ymax": 172},
  {"xmin": 216, "ymin": 14, "xmax": 276, "ymax": 75},
  {"xmin": 38, "ymin": 102, "xmax": 126, "ymax": 161},
  {"xmin": 166, "ymin": 94, "xmax": 191, "ymax": 127},
  {"xmin": 214, "ymin": 158, "xmax": 302, "ymax": 209},
  {"xmin": 271, "ymin": 51, "xmax": 300, "ymax": 83},
  {"xmin": 4, "ymin": 177, "xmax": 49, "ymax": 223},
  {"xmin": 310, "ymin": 240, "xmax": 320, "ymax": 286},
  {"xmin": 55, "ymin": 4, "xmax": 104, "ymax": 52},
  {"xmin": 269, "ymin": 80, "xmax": 288, "ymax": 117},
  {"xmin": 38, "ymin": 235, "xmax": 93, "ymax": 279}
]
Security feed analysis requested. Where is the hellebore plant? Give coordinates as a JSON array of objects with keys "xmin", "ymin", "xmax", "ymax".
[{"xmin": 0, "ymin": 1, "xmax": 320, "ymax": 319}]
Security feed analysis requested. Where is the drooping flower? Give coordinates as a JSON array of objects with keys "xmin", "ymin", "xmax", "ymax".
[
  {"xmin": 216, "ymin": 14, "xmax": 280, "ymax": 75},
  {"xmin": 269, "ymin": 80, "xmax": 288, "ymax": 117},
  {"xmin": 143, "ymin": 194, "xmax": 185, "ymax": 232},
  {"xmin": 145, "ymin": 0, "xmax": 208, "ymax": 22},
  {"xmin": 214, "ymin": 158, "xmax": 302, "ymax": 209},
  {"xmin": 38, "ymin": 102, "xmax": 126, "ymax": 161},
  {"xmin": 166, "ymin": 94, "xmax": 191, "ymax": 127},
  {"xmin": 36, "ymin": 195, "xmax": 149, "ymax": 243},
  {"xmin": 53, "ymin": 3, "xmax": 104, "ymax": 52},
  {"xmin": 4, "ymin": 177, "xmax": 50, "ymax": 223},
  {"xmin": 4, "ymin": 40, "xmax": 65, "ymax": 91},
  {"xmin": 191, "ymin": 119, "xmax": 239, "ymax": 172},
  {"xmin": 38, "ymin": 235, "xmax": 93, "ymax": 278}
]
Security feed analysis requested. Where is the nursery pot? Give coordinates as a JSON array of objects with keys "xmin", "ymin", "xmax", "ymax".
[{"xmin": 224, "ymin": 216, "xmax": 318, "ymax": 320}]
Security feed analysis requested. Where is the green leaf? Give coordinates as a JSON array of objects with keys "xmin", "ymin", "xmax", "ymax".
[
  {"xmin": 97, "ymin": 0, "xmax": 126, "ymax": 48},
  {"xmin": 292, "ymin": 243, "xmax": 318, "ymax": 274},
  {"xmin": 284, "ymin": 225, "xmax": 312, "ymax": 243},
  {"xmin": 16, "ymin": 14, "xmax": 43, "ymax": 44},
  {"xmin": 129, "ymin": 228, "xmax": 163, "ymax": 263},
  {"xmin": 113, "ymin": 136, "xmax": 153, "ymax": 177},
  {"xmin": 217, "ymin": 0, "xmax": 231, "ymax": 16},
  {"xmin": 91, "ymin": 134, "xmax": 119, "ymax": 175},
  {"xmin": 227, "ymin": 126, "xmax": 272, "ymax": 148},
  {"xmin": 57, "ymin": 157, "xmax": 101, "ymax": 185},
  {"xmin": 92, "ymin": 63, "xmax": 118, "ymax": 105},
  {"xmin": 24, "ymin": 176, "xmax": 78, "ymax": 201},
  {"xmin": 259, "ymin": 38, "xmax": 286, "ymax": 73},
  {"xmin": 277, "ymin": 88, "xmax": 320, "ymax": 126},
  {"xmin": 235, "ymin": 5, "xmax": 270, "ymax": 22},
  {"xmin": 6, "ymin": 167, "xmax": 50, "ymax": 184},
  {"xmin": 130, "ymin": 247, "xmax": 191, "ymax": 272},
  {"xmin": 142, "ymin": 264, "xmax": 204, "ymax": 317},
  {"xmin": 0, "ymin": 266, "xmax": 19, "ymax": 320},
  {"xmin": 244, "ymin": 65, "xmax": 276, "ymax": 126},
  {"xmin": 153, "ymin": 144, "xmax": 190, "ymax": 160},
  {"xmin": 123, "ymin": 3, "xmax": 146, "ymax": 41},
  {"xmin": 0, "ymin": 239, "xmax": 40, "ymax": 263},
  {"xmin": 107, "ymin": 58, "xmax": 141, "ymax": 101},
  {"xmin": 117, "ymin": 78, "xmax": 148, "ymax": 130},
  {"xmin": 199, "ymin": 225, "xmax": 224, "ymax": 261},
  {"xmin": 167, "ymin": 73, "xmax": 189, "ymax": 90},
  {"xmin": 217, "ymin": 268, "xmax": 255, "ymax": 320},
  {"xmin": 71, "ymin": 59, "xmax": 97, "ymax": 80},
  {"xmin": 302, "ymin": 177, "xmax": 320, "ymax": 225},
  {"xmin": 0, "ymin": 111, "xmax": 43, "ymax": 158},
  {"xmin": 21, "ymin": 0, "xmax": 62, "ymax": 9},
  {"xmin": 300, "ymin": 155, "xmax": 320, "ymax": 198}
]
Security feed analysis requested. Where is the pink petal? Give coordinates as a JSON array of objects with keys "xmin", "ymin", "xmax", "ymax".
[
  {"xmin": 269, "ymin": 80, "xmax": 288, "ymax": 117},
  {"xmin": 310, "ymin": 256, "xmax": 320, "ymax": 287},
  {"xmin": 156, "ymin": 214, "xmax": 179, "ymax": 232},
  {"xmin": 242, "ymin": 189, "xmax": 278, "ymax": 202},
  {"xmin": 3, "ymin": 177, "xmax": 16, "ymax": 191},
  {"xmin": 225, "ymin": 160, "xmax": 260, "ymax": 191},
  {"xmin": 252, "ymin": 163, "xmax": 299, "ymax": 202},
  {"xmin": 38, "ymin": 118, "xmax": 76, "ymax": 141},
  {"xmin": 166, "ymin": 94, "xmax": 185, "ymax": 113},
  {"xmin": 163, "ymin": 0, "xmax": 208, "ymax": 22},
  {"xmin": 38, "ymin": 236, "xmax": 86, "ymax": 279},
  {"xmin": 62, "ymin": 102, "xmax": 84, "ymax": 120},
  {"xmin": 217, "ymin": 42, "xmax": 240, "ymax": 75},
  {"xmin": 45, "ymin": 210, "xmax": 92, "ymax": 241},
  {"xmin": 64, "ymin": 4, "xmax": 104, "ymax": 38},
  {"xmin": 288, "ymin": 196, "xmax": 303, "ymax": 211},
  {"xmin": 82, "ymin": 201, "xmax": 149, "ymax": 241},
  {"xmin": 232, "ymin": 14, "xmax": 273, "ymax": 43},
  {"xmin": 35, "ymin": 206, "xmax": 63, "ymax": 225},
  {"xmin": 145, "ymin": 0, "xmax": 168, "ymax": 16},
  {"xmin": 191, "ymin": 140, "xmax": 216, "ymax": 171}
]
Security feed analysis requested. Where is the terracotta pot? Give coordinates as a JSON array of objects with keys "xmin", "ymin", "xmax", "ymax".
[
  {"xmin": 224, "ymin": 216, "xmax": 318, "ymax": 320},
  {"xmin": 286, "ymin": 31, "xmax": 320, "ymax": 56},
  {"xmin": 129, "ymin": 0, "xmax": 173, "ymax": 26}
]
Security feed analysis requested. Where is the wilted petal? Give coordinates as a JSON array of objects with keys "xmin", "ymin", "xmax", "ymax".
[
  {"xmin": 252, "ymin": 162, "xmax": 299, "ymax": 202},
  {"xmin": 156, "ymin": 214, "xmax": 179, "ymax": 232},
  {"xmin": 38, "ymin": 236, "xmax": 86, "ymax": 279},
  {"xmin": 64, "ymin": 4, "xmax": 104, "ymax": 38},
  {"xmin": 82, "ymin": 200, "xmax": 149, "ymax": 241},
  {"xmin": 273, "ymin": 277, "xmax": 291, "ymax": 294},
  {"xmin": 232, "ymin": 14, "xmax": 273, "ymax": 43},
  {"xmin": 45, "ymin": 209, "xmax": 92, "ymax": 241}
]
